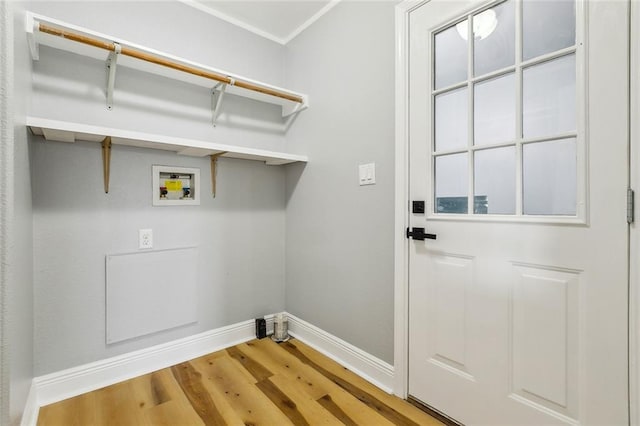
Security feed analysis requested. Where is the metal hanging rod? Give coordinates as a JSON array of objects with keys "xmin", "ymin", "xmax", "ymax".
[{"xmin": 36, "ymin": 22, "xmax": 304, "ymax": 105}]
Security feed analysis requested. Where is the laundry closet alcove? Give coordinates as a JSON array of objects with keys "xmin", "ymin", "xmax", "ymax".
[
  {"xmin": 25, "ymin": 10, "xmax": 307, "ymax": 348},
  {"xmin": 25, "ymin": 12, "xmax": 309, "ymax": 194}
]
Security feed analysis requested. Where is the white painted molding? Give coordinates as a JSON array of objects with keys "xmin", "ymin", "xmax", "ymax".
[
  {"xmin": 22, "ymin": 312, "xmax": 392, "ymax": 424},
  {"xmin": 177, "ymin": 0, "xmax": 342, "ymax": 46},
  {"xmin": 176, "ymin": 0, "xmax": 286, "ymax": 45},
  {"xmin": 282, "ymin": 0, "xmax": 342, "ymax": 45},
  {"xmin": 286, "ymin": 313, "xmax": 394, "ymax": 393},
  {"xmin": 394, "ymin": 0, "xmax": 426, "ymax": 400},
  {"xmin": 31, "ymin": 319, "xmax": 256, "ymax": 409},
  {"xmin": 394, "ymin": 0, "xmax": 410, "ymax": 401},
  {"xmin": 630, "ymin": 1, "xmax": 640, "ymax": 424},
  {"xmin": 19, "ymin": 383, "xmax": 38, "ymax": 426}
]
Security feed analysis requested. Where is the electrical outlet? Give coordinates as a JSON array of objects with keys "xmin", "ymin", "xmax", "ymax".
[{"xmin": 139, "ymin": 229, "xmax": 153, "ymax": 249}]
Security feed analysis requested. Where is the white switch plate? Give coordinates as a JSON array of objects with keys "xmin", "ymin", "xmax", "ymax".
[
  {"xmin": 139, "ymin": 229, "xmax": 153, "ymax": 249},
  {"xmin": 359, "ymin": 163, "xmax": 376, "ymax": 186}
]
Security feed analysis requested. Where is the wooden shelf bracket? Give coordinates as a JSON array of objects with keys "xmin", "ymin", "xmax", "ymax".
[
  {"xmin": 210, "ymin": 152, "xmax": 227, "ymax": 198},
  {"xmin": 101, "ymin": 136, "xmax": 112, "ymax": 193},
  {"xmin": 28, "ymin": 117, "xmax": 308, "ymax": 195}
]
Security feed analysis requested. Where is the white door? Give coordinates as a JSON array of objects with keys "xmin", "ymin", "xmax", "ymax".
[{"xmin": 407, "ymin": 0, "xmax": 629, "ymax": 424}]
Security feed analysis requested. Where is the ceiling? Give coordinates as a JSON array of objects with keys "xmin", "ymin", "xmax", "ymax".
[{"xmin": 180, "ymin": 0, "xmax": 339, "ymax": 45}]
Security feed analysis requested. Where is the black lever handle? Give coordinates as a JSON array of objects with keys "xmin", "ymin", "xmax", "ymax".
[{"xmin": 406, "ymin": 227, "xmax": 437, "ymax": 241}]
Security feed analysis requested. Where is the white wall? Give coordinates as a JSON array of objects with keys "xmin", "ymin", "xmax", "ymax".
[
  {"xmin": 25, "ymin": 1, "xmax": 290, "ymax": 376},
  {"xmin": 1, "ymin": 4, "xmax": 13, "ymax": 423},
  {"xmin": 0, "ymin": 2, "xmax": 36, "ymax": 425},
  {"xmin": 284, "ymin": 1, "xmax": 397, "ymax": 364}
]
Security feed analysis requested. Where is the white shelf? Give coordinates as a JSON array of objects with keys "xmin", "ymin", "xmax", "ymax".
[
  {"xmin": 27, "ymin": 117, "xmax": 308, "ymax": 166},
  {"xmin": 26, "ymin": 12, "xmax": 309, "ymax": 118}
]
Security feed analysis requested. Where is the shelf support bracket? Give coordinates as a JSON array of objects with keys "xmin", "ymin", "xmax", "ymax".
[
  {"xmin": 106, "ymin": 43, "xmax": 121, "ymax": 110},
  {"xmin": 210, "ymin": 152, "xmax": 227, "ymax": 198},
  {"xmin": 211, "ymin": 82, "xmax": 228, "ymax": 126},
  {"xmin": 101, "ymin": 136, "xmax": 112, "ymax": 193},
  {"xmin": 283, "ymin": 102, "xmax": 308, "ymax": 132}
]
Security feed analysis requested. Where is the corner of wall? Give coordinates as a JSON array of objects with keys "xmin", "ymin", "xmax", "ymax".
[
  {"xmin": 0, "ymin": 0, "xmax": 13, "ymax": 422},
  {"xmin": 6, "ymin": 1, "xmax": 36, "ymax": 424},
  {"xmin": 283, "ymin": 1, "xmax": 397, "ymax": 365}
]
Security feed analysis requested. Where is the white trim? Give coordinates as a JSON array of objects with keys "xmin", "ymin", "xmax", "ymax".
[
  {"xmin": 19, "ymin": 384, "xmax": 38, "ymax": 426},
  {"xmin": 31, "ymin": 319, "xmax": 257, "ymax": 409},
  {"xmin": 176, "ymin": 0, "xmax": 287, "ymax": 45},
  {"xmin": 177, "ymin": 0, "xmax": 342, "ymax": 46},
  {"xmin": 286, "ymin": 313, "xmax": 395, "ymax": 393},
  {"xmin": 394, "ymin": 0, "xmax": 423, "ymax": 400},
  {"xmin": 282, "ymin": 0, "xmax": 342, "ymax": 45},
  {"xmin": 629, "ymin": 0, "xmax": 639, "ymax": 423},
  {"xmin": 22, "ymin": 313, "xmax": 393, "ymax": 424}
]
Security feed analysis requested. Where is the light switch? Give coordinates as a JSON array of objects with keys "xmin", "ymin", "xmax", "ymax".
[{"xmin": 359, "ymin": 163, "xmax": 376, "ymax": 186}]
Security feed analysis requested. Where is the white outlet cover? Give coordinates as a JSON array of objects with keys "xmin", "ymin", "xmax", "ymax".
[{"xmin": 139, "ymin": 229, "xmax": 153, "ymax": 249}]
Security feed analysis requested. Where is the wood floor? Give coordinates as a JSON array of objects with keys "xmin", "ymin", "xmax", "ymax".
[{"xmin": 37, "ymin": 338, "xmax": 441, "ymax": 426}]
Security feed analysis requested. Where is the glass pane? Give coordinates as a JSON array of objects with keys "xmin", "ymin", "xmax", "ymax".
[
  {"xmin": 435, "ymin": 87, "xmax": 468, "ymax": 151},
  {"xmin": 474, "ymin": 147, "xmax": 516, "ymax": 214},
  {"xmin": 523, "ymin": 0, "xmax": 575, "ymax": 61},
  {"xmin": 523, "ymin": 138, "xmax": 576, "ymax": 215},
  {"xmin": 435, "ymin": 153, "xmax": 468, "ymax": 214},
  {"xmin": 474, "ymin": 0, "xmax": 515, "ymax": 77},
  {"xmin": 523, "ymin": 54, "xmax": 576, "ymax": 139},
  {"xmin": 435, "ymin": 21, "xmax": 468, "ymax": 89},
  {"xmin": 474, "ymin": 73, "xmax": 515, "ymax": 146}
]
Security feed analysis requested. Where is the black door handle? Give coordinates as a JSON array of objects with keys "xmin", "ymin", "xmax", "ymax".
[{"xmin": 406, "ymin": 227, "xmax": 437, "ymax": 240}]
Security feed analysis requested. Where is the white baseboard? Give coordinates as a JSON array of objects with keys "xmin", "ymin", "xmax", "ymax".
[
  {"xmin": 22, "ymin": 313, "xmax": 394, "ymax": 425},
  {"xmin": 19, "ymin": 383, "xmax": 39, "ymax": 426},
  {"xmin": 31, "ymin": 319, "xmax": 257, "ymax": 412},
  {"xmin": 286, "ymin": 313, "xmax": 395, "ymax": 393}
]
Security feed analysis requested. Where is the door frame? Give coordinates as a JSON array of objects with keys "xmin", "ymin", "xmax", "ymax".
[
  {"xmin": 393, "ymin": 0, "xmax": 639, "ymax": 421},
  {"xmin": 629, "ymin": 0, "xmax": 639, "ymax": 424},
  {"xmin": 393, "ymin": 0, "xmax": 424, "ymax": 400}
]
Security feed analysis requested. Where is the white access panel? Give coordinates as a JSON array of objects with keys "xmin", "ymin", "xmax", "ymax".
[{"xmin": 106, "ymin": 247, "xmax": 198, "ymax": 344}]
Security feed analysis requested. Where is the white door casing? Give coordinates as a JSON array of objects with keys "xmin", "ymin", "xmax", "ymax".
[
  {"xmin": 630, "ymin": 1, "xmax": 640, "ymax": 423},
  {"xmin": 404, "ymin": 0, "xmax": 629, "ymax": 424}
]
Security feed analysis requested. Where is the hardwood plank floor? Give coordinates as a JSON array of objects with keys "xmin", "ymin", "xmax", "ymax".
[{"xmin": 37, "ymin": 338, "xmax": 441, "ymax": 426}]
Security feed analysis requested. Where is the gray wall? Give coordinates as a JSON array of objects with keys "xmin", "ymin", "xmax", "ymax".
[
  {"xmin": 32, "ymin": 143, "xmax": 285, "ymax": 375},
  {"xmin": 27, "ymin": 1, "xmax": 289, "ymax": 375},
  {"xmin": 19, "ymin": 0, "xmax": 398, "ymax": 387},
  {"xmin": 28, "ymin": 1, "xmax": 288, "ymax": 152},
  {"xmin": 284, "ymin": 1, "xmax": 396, "ymax": 364}
]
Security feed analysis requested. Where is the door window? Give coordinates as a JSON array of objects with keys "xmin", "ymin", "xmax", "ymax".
[{"xmin": 431, "ymin": 0, "xmax": 580, "ymax": 219}]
